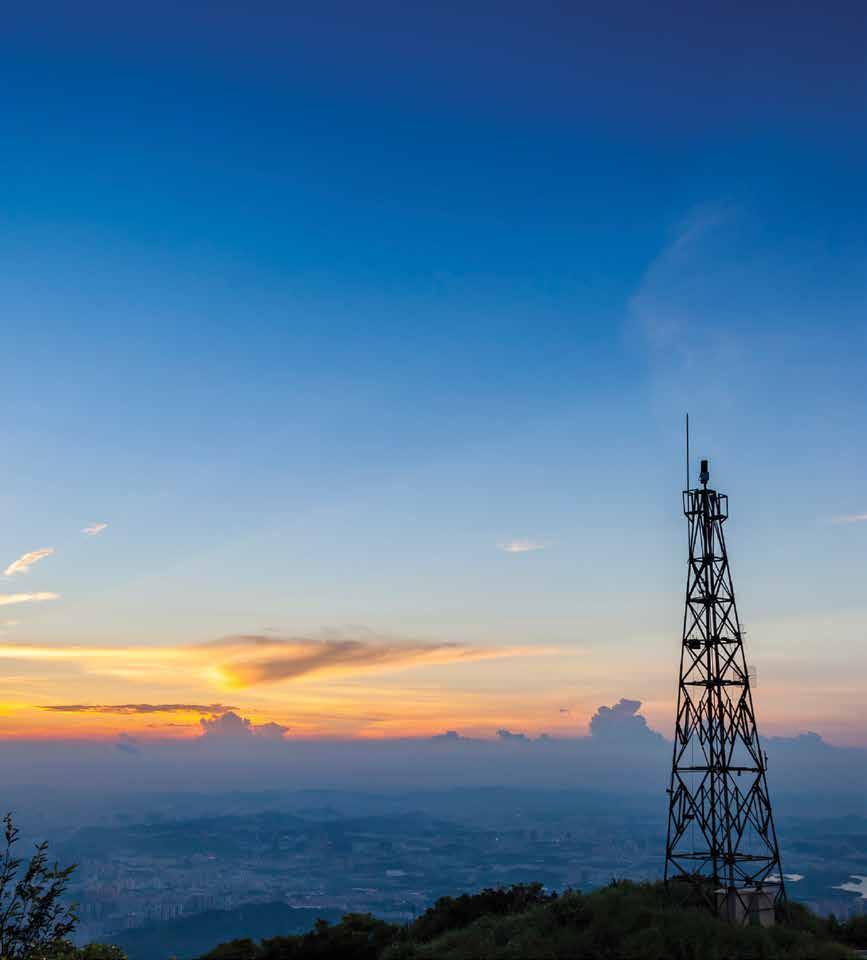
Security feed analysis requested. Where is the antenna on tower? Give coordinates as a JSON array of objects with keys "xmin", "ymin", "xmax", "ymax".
[{"xmin": 685, "ymin": 414, "xmax": 690, "ymax": 491}]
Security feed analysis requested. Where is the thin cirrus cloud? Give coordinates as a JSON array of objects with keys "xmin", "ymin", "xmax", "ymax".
[
  {"xmin": 40, "ymin": 703, "xmax": 238, "ymax": 715},
  {"xmin": 4, "ymin": 548, "xmax": 55, "ymax": 577},
  {"xmin": 0, "ymin": 592, "xmax": 59, "ymax": 607},
  {"xmin": 81, "ymin": 522, "xmax": 108, "ymax": 536},
  {"xmin": 832, "ymin": 514, "xmax": 867, "ymax": 524},
  {"xmin": 498, "ymin": 539, "xmax": 545, "ymax": 553}
]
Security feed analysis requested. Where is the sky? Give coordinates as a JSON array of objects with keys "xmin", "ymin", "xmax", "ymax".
[{"xmin": 1, "ymin": 1, "xmax": 865, "ymax": 745}]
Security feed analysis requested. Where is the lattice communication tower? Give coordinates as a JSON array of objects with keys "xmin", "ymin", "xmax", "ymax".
[{"xmin": 664, "ymin": 455, "xmax": 785, "ymax": 919}]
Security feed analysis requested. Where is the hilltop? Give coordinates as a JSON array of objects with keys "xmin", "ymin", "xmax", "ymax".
[{"xmin": 190, "ymin": 881, "xmax": 867, "ymax": 960}]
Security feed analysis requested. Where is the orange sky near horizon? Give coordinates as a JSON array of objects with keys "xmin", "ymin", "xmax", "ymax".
[
  {"xmin": 0, "ymin": 618, "xmax": 864, "ymax": 746},
  {"xmin": 1, "ymin": 525, "xmax": 865, "ymax": 748}
]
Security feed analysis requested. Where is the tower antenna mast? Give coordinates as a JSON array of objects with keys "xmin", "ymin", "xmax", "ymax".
[
  {"xmin": 664, "ymin": 450, "xmax": 785, "ymax": 923},
  {"xmin": 686, "ymin": 414, "xmax": 690, "ymax": 492}
]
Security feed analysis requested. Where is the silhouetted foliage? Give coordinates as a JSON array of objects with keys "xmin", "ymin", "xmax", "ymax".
[
  {"xmin": 838, "ymin": 914, "xmax": 867, "ymax": 948},
  {"xmin": 196, "ymin": 914, "xmax": 398, "ymax": 960},
  {"xmin": 42, "ymin": 945, "xmax": 128, "ymax": 959},
  {"xmin": 190, "ymin": 941, "xmax": 259, "ymax": 960},
  {"xmin": 0, "ymin": 813, "xmax": 129, "ymax": 960},
  {"xmin": 406, "ymin": 883, "xmax": 555, "ymax": 943},
  {"xmin": 0, "ymin": 813, "xmax": 78, "ymax": 960}
]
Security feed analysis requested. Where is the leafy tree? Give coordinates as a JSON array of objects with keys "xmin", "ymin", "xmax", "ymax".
[
  {"xmin": 0, "ymin": 813, "xmax": 77, "ymax": 960},
  {"xmin": 407, "ymin": 883, "xmax": 555, "ymax": 944},
  {"xmin": 192, "ymin": 939, "xmax": 260, "ymax": 960},
  {"xmin": 197, "ymin": 915, "xmax": 398, "ymax": 960}
]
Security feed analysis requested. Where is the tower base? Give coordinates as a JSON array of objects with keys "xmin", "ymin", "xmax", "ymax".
[{"xmin": 715, "ymin": 886, "xmax": 779, "ymax": 927}]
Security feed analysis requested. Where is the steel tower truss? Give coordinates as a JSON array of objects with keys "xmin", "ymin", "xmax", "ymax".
[{"xmin": 664, "ymin": 459, "xmax": 785, "ymax": 916}]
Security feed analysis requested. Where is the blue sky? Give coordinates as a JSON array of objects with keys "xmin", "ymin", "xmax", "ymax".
[{"xmin": 1, "ymin": 1, "xmax": 865, "ymax": 741}]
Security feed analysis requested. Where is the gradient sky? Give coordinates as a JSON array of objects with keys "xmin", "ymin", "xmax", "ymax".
[{"xmin": 2, "ymin": 1, "xmax": 865, "ymax": 743}]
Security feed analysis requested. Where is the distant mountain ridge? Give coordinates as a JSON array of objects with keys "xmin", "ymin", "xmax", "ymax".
[{"xmin": 106, "ymin": 902, "xmax": 341, "ymax": 960}]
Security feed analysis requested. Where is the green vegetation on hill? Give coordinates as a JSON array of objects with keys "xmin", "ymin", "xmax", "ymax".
[{"xmin": 191, "ymin": 882, "xmax": 867, "ymax": 960}]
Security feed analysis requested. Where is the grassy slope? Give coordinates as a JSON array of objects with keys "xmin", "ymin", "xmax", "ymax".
[{"xmin": 385, "ymin": 882, "xmax": 856, "ymax": 960}]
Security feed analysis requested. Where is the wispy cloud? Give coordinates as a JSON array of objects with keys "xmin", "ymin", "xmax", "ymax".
[
  {"xmin": 498, "ymin": 540, "xmax": 545, "ymax": 553},
  {"xmin": 628, "ymin": 204, "xmax": 759, "ymax": 414},
  {"xmin": 4, "ymin": 548, "xmax": 55, "ymax": 577},
  {"xmin": 205, "ymin": 633, "xmax": 550, "ymax": 688},
  {"xmin": 832, "ymin": 514, "xmax": 867, "ymax": 524},
  {"xmin": 0, "ymin": 592, "xmax": 59, "ymax": 607},
  {"xmin": 40, "ymin": 703, "xmax": 237, "ymax": 715},
  {"xmin": 81, "ymin": 522, "xmax": 108, "ymax": 536},
  {"xmin": 630, "ymin": 205, "xmax": 736, "ymax": 353},
  {"xmin": 0, "ymin": 632, "xmax": 558, "ymax": 691}
]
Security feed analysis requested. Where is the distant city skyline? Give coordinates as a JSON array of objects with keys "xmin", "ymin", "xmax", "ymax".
[{"xmin": 2, "ymin": 1, "xmax": 865, "ymax": 744}]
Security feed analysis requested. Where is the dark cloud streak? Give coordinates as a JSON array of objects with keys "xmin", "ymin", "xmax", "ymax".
[
  {"xmin": 41, "ymin": 703, "xmax": 237, "ymax": 715},
  {"xmin": 212, "ymin": 634, "xmax": 466, "ymax": 687}
]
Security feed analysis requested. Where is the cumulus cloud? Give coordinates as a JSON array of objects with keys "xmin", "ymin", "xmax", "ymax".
[
  {"xmin": 589, "ymin": 698, "xmax": 664, "ymax": 744},
  {"xmin": 254, "ymin": 721, "xmax": 291, "ymax": 741},
  {"xmin": 498, "ymin": 540, "xmax": 545, "ymax": 553},
  {"xmin": 199, "ymin": 711, "xmax": 289, "ymax": 741},
  {"xmin": 41, "ymin": 703, "xmax": 237, "ymax": 715},
  {"xmin": 82, "ymin": 522, "xmax": 108, "ymax": 536},
  {"xmin": 200, "ymin": 711, "xmax": 252, "ymax": 739},
  {"xmin": 832, "ymin": 514, "xmax": 867, "ymax": 524},
  {"xmin": 4, "ymin": 548, "xmax": 55, "ymax": 577},
  {"xmin": 0, "ymin": 592, "xmax": 59, "ymax": 607},
  {"xmin": 207, "ymin": 633, "xmax": 537, "ymax": 688}
]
